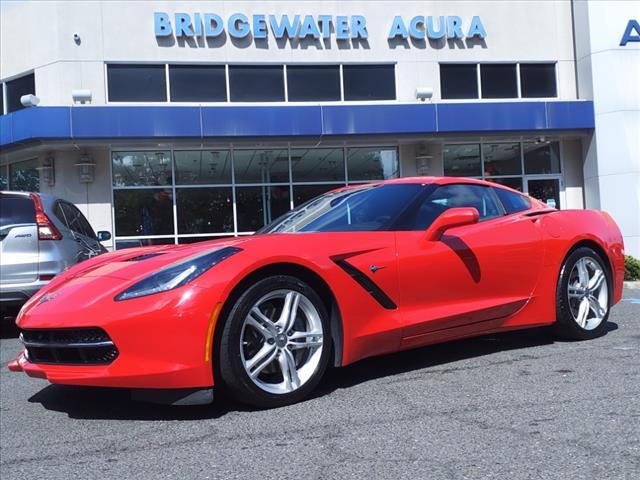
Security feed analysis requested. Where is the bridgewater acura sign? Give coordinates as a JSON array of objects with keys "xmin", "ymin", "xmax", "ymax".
[{"xmin": 154, "ymin": 12, "xmax": 487, "ymax": 42}]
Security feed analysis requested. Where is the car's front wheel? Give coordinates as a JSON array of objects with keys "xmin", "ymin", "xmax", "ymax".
[
  {"xmin": 218, "ymin": 275, "xmax": 330, "ymax": 408},
  {"xmin": 554, "ymin": 247, "xmax": 610, "ymax": 340}
]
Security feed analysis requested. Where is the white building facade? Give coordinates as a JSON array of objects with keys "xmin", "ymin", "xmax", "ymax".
[{"xmin": 1, "ymin": 0, "xmax": 638, "ymax": 256}]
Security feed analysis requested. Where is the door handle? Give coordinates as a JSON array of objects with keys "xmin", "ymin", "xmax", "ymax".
[{"xmin": 370, "ymin": 265, "xmax": 386, "ymax": 274}]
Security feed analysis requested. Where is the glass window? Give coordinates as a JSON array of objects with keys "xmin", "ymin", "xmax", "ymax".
[
  {"xmin": 287, "ymin": 65, "xmax": 341, "ymax": 102},
  {"xmin": 114, "ymin": 189, "xmax": 174, "ymax": 236},
  {"xmin": 493, "ymin": 187, "xmax": 531, "ymax": 214},
  {"xmin": 0, "ymin": 165, "xmax": 8, "ymax": 189},
  {"xmin": 169, "ymin": 65, "xmax": 227, "ymax": 102},
  {"xmin": 9, "ymin": 159, "xmax": 39, "ymax": 192},
  {"xmin": 233, "ymin": 149, "xmax": 289, "ymax": 184},
  {"xmin": 482, "ymin": 143, "xmax": 522, "ymax": 177},
  {"xmin": 443, "ymin": 144, "xmax": 481, "ymax": 177},
  {"xmin": 524, "ymin": 141, "xmax": 561, "ymax": 174},
  {"xmin": 407, "ymin": 184, "xmax": 502, "ymax": 230},
  {"xmin": 440, "ymin": 64, "xmax": 478, "ymax": 100},
  {"xmin": 60, "ymin": 202, "xmax": 97, "ymax": 238},
  {"xmin": 291, "ymin": 148, "xmax": 345, "ymax": 183},
  {"xmin": 6, "ymin": 74, "xmax": 35, "ymax": 113},
  {"xmin": 520, "ymin": 63, "xmax": 557, "ymax": 98},
  {"xmin": 293, "ymin": 184, "xmax": 343, "ymax": 207},
  {"xmin": 178, "ymin": 235, "xmax": 233, "ymax": 245},
  {"xmin": 480, "ymin": 64, "xmax": 517, "ymax": 99},
  {"xmin": 486, "ymin": 177, "xmax": 523, "ymax": 192},
  {"xmin": 176, "ymin": 188, "xmax": 233, "ymax": 234},
  {"xmin": 107, "ymin": 65, "xmax": 167, "ymax": 102},
  {"xmin": 347, "ymin": 147, "xmax": 398, "ymax": 182},
  {"xmin": 175, "ymin": 150, "xmax": 231, "ymax": 185},
  {"xmin": 0, "ymin": 195, "xmax": 35, "ymax": 227},
  {"xmin": 527, "ymin": 179, "xmax": 560, "ymax": 209},
  {"xmin": 115, "ymin": 238, "xmax": 175, "ymax": 250},
  {"xmin": 112, "ymin": 151, "xmax": 172, "ymax": 187},
  {"xmin": 343, "ymin": 65, "xmax": 396, "ymax": 101},
  {"xmin": 260, "ymin": 184, "xmax": 424, "ymax": 234},
  {"xmin": 236, "ymin": 186, "xmax": 291, "ymax": 232},
  {"xmin": 229, "ymin": 65, "xmax": 285, "ymax": 102}
]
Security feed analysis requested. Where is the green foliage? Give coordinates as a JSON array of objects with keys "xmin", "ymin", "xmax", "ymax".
[{"xmin": 625, "ymin": 255, "xmax": 640, "ymax": 281}]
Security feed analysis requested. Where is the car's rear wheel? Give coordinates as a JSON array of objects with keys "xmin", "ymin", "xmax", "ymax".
[
  {"xmin": 218, "ymin": 275, "xmax": 330, "ymax": 408},
  {"xmin": 554, "ymin": 247, "xmax": 610, "ymax": 340}
]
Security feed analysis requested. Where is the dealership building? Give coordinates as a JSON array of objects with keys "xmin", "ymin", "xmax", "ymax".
[{"xmin": 1, "ymin": 1, "xmax": 639, "ymax": 256}]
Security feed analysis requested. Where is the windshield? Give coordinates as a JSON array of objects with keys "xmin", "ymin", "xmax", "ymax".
[{"xmin": 258, "ymin": 183, "xmax": 428, "ymax": 234}]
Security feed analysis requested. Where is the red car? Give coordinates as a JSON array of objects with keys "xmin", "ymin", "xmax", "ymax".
[{"xmin": 9, "ymin": 177, "xmax": 625, "ymax": 408}]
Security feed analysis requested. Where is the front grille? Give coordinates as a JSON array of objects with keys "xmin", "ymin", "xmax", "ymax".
[{"xmin": 20, "ymin": 327, "xmax": 119, "ymax": 365}]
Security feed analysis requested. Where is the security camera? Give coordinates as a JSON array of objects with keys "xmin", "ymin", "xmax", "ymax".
[
  {"xmin": 72, "ymin": 89, "xmax": 92, "ymax": 104},
  {"xmin": 20, "ymin": 94, "xmax": 40, "ymax": 107},
  {"xmin": 416, "ymin": 87, "xmax": 434, "ymax": 101},
  {"xmin": 73, "ymin": 33, "xmax": 81, "ymax": 44}
]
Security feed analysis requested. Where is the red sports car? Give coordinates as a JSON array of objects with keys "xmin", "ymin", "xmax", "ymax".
[{"xmin": 9, "ymin": 177, "xmax": 625, "ymax": 408}]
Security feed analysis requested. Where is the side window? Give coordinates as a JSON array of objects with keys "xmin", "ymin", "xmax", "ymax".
[
  {"xmin": 493, "ymin": 187, "xmax": 531, "ymax": 214},
  {"xmin": 406, "ymin": 184, "xmax": 503, "ymax": 230}
]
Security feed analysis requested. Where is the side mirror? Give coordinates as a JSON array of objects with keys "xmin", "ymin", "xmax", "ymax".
[
  {"xmin": 423, "ymin": 207, "xmax": 479, "ymax": 242},
  {"xmin": 97, "ymin": 231, "xmax": 111, "ymax": 242}
]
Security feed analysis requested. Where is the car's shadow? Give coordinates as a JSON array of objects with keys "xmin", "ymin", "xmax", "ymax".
[
  {"xmin": 27, "ymin": 323, "xmax": 618, "ymax": 420},
  {"xmin": 1, "ymin": 313, "xmax": 20, "ymax": 339}
]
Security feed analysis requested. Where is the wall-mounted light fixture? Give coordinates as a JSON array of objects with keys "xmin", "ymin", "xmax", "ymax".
[
  {"xmin": 37, "ymin": 156, "xmax": 55, "ymax": 186},
  {"xmin": 72, "ymin": 89, "xmax": 92, "ymax": 104},
  {"xmin": 20, "ymin": 94, "xmax": 40, "ymax": 107},
  {"xmin": 76, "ymin": 154, "xmax": 95, "ymax": 183},
  {"xmin": 415, "ymin": 151, "xmax": 433, "ymax": 176},
  {"xmin": 415, "ymin": 87, "xmax": 433, "ymax": 102}
]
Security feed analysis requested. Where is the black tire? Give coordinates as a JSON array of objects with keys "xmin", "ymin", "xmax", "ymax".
[
  {"xmin": 554, "ymin": 247, "xmax": 611, "ymax": 340},
  {"xmin": 218, "ymin": 275, "xmax": 331, "ymax": 408}
]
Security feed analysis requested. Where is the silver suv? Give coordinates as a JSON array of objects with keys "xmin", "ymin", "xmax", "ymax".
[{"xmin": 0, "ymin": 192, "xmax": 110, "ymax": 312}]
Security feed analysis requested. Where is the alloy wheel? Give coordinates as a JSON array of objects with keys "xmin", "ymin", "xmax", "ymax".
[
  {"xmin": 567, "ymin": 257, "xmax": 608, "ymax": 331},
  {"xmin": 240, "ymin": 289, "xmax": 324, "ymax": 394}
]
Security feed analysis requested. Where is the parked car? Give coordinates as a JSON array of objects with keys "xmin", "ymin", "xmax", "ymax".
[
  {"xmin": 0, "ymin": 191, "xmax": 111, "ymax": 312},
  {"xmin": 8, "ymin": 178, "xmax": 625, "ymax": 408}
]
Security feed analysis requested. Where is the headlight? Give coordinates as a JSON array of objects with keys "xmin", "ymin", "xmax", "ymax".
[{"xmin": 114, "ymin": 247, "xmax": 241, "ymax": 301}]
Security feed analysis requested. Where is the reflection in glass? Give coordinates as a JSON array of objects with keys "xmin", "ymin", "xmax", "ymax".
[
  {"xmin": 175, "ymin": 151, "xmax": 231, "ymax": 185},
  {"xmin": 112, "ymin": 151, "xmax": 172, "ymax": 186},
  {"xmin": 293, "ymin": 184, "xmax": 343, "ymax": 207},
  {"xmin": 236, "ymin": 186, "xmax": 291, "ymax": 232},
  {"xmin": 0, "ymin": 165, "xmax": 7, "ymax": 190},
  {"xmin": 9, "ymin": 159, "xmax": 40, "ymax": 192},
  {"xmin": 115, "ymin": 237, "xmax": 175, "ymax": 250},
  {"xmin": 176, "ymin": 188, "xmax": 233, "ymax": 234},
  {"xmin": 291, "ymin": 148, "xmax": 345, "ymax": 183},
  {"xmin": 114, "ymin": 189, "xmax": 174, "ymax": 236},
  {"xmin": 233, "ymin": 149, "xmax": 289, "ymax": 184},
  {"xmin": 178, "ymin": 236, "xmax": 233, "ymax": 245},
  {"xmin": 487, "ymin": 177, "xmax": 523, "ymax": 191},
  {"xmin": 443, "ymin": 144, "xmax": 481, "ymax": 177},
  {"xmin": 528, "ymin": 179, "xmax": 560, "ymax": 209},
  {"xmin": 347, "ymin": 148, "xmax": 398, "ymax": 181},
  {"xmin": 524, "ymin": 142, "xmax": 561, "ymax": 174},
  {"xmin": 482, "ymin": 143, "xmax": 522, "ymax": 176}
]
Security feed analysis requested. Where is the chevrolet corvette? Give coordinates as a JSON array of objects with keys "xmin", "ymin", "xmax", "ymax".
[{"xmin": 8, "ymin": 177, "xmax": 625, "ymax": 408}]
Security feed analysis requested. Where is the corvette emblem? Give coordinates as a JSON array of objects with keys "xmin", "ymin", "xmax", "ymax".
[{"xmin": 38, "ymin": 293, "xmax": 58, "ymax": 305}]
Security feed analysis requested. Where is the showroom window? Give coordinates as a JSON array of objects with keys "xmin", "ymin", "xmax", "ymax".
[
  {"xmin": 0, "ymin": 165, "xmax": 7, "ymax": 189},
  {"xmin": 9, "ymin": 158, "xmax": 40, "ymax": 192},
  {"xmin": 5, "ymin": 73, "xmax": 35, "ymax": 113},
  {"xmin": 169, "ymin": 65, "xmax": 227, "ymax": 102},
  {"xmin": 520, "ymin": 63, "xmax": 557, "ymax": 98},
  {"xmin": 107, "ymin": 65, "xmax": 167, "ymax": 102},
  {"xmin": 343, "ymin": 64, "xmax": 396, "ymax": 101},
  {"xmin": 229, "ymin": 66, "xmax": 285, "ymax": 102},
  {"xmin": 287, "ymin": 65, "xmax": 341, "ymax": 102},
  {"xmin": 443, "ymin": 140, "xmax": 562, "ymax": 205},
  {"xmin": 440, "ymin": 63, "xmax": 557, "ymax": 100},
  {"xmin": 111, "ymin": 146, "xmax": 399, "ymax": 247}
]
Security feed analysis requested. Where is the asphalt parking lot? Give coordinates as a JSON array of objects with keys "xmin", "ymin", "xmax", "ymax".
[{"xmin": 1, "ymin": 290, "xmax": 639, "ymax": 480}]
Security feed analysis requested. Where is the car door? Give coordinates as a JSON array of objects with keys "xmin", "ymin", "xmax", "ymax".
[{"xmin": 395, "ymin": 183, "xmax": 544, "ymax": 346}]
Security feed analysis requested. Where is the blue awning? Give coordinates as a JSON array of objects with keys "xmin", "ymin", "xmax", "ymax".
[{"xmin": 0, "ymin": 101, "xmax": 595, "ymax": 149}]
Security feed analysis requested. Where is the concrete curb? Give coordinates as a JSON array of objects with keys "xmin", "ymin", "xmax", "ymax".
[{"xmin": 624, "ymin": 281, "xmax": 640, "ymax": 289}]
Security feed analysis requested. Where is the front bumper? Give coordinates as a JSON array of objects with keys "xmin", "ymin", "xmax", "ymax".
[{"xmin": 10, "ymin": 279, "xmax": 223, "ymax": 389}]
